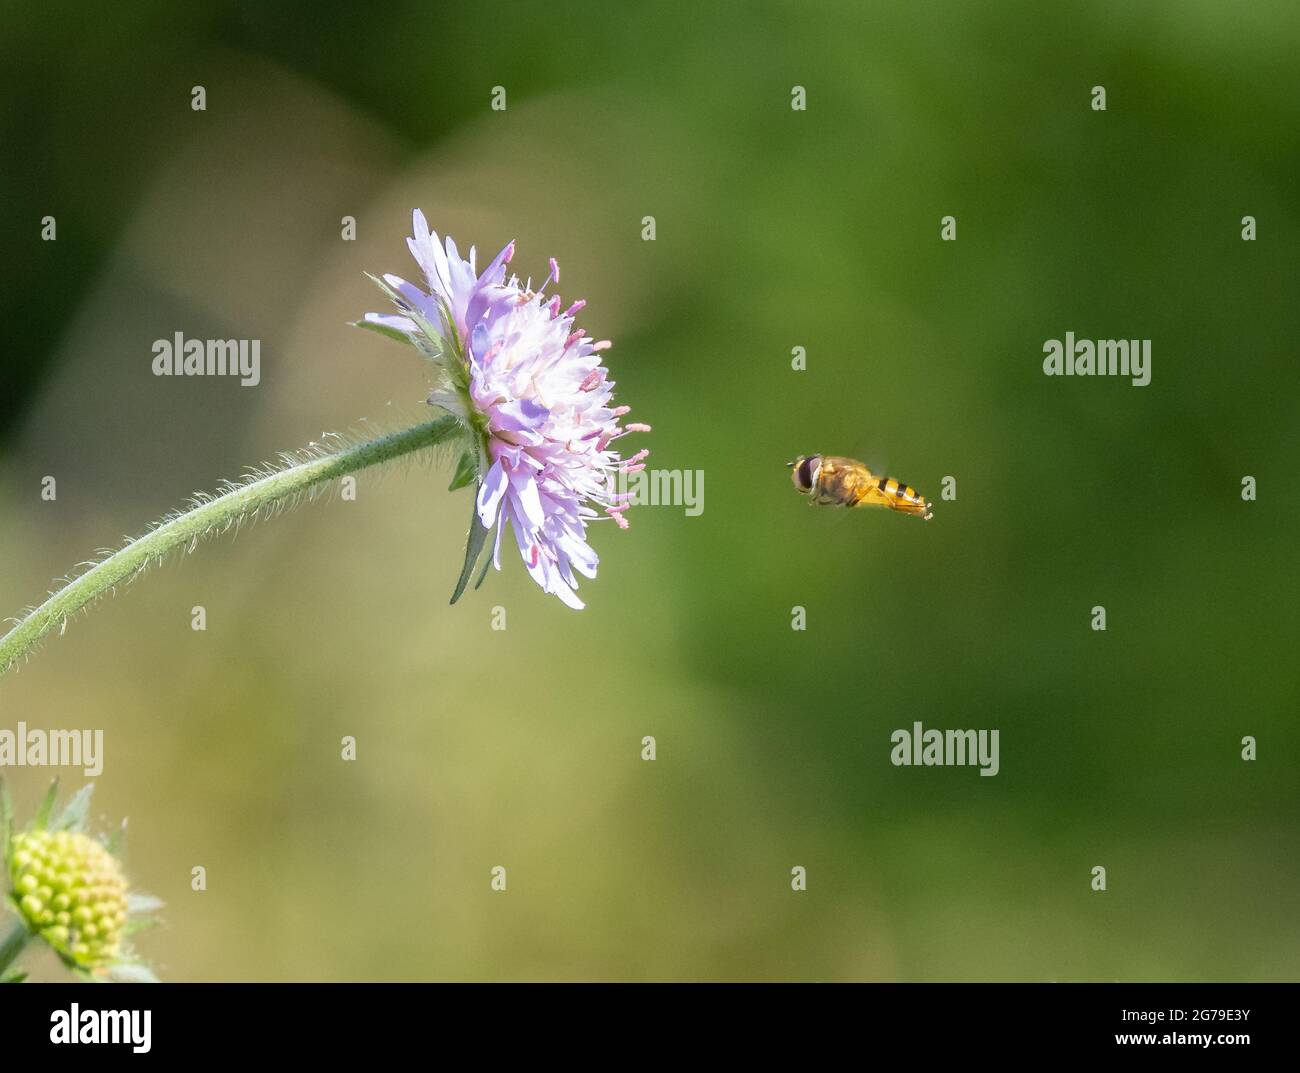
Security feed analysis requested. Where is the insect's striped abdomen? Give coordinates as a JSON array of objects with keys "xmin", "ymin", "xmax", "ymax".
[
  {"xmin": 870, "ymin": 474, "xmax": 933, "ymax": 519},
  {"xmin": 878, "ymin": 476, "xmax": 922, "ymax": 505}
]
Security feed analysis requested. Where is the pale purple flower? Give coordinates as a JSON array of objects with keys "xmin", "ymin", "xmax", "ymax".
[{"xmin": 363, "ymin": 210, "xmax": 649, "ymax": 609}]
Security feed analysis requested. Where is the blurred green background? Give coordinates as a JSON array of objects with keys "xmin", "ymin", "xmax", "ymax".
[{"xmin": 1, "ymin": 0, "xmax": 1298, "ymax": 981}]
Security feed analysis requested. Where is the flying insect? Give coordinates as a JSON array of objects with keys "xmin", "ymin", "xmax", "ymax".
[{"xmin": 788, "ymin": 454, "xmax": 933, "ymax": 520}]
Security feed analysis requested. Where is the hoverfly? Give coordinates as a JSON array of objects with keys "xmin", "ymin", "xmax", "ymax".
[{"xmin": 788, "ymin": 454, "xmax": 933, "ymax": 520}]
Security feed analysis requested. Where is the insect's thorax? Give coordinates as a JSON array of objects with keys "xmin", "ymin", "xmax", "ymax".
[{"xmin": 815, "ymin": 456, "xmax": 875, "ymax": 506}]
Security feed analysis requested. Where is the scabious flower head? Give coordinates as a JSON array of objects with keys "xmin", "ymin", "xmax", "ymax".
[
  {"xmin": 3, "ymin": 780, "xmax": 161, "ymax": 981},
  {"xmin": 363, "ymin": 210, "xmax": 649, "ymax": 609},
  {"xmin": 9, "ymin": 829, "xmax": 128, "ymax": 968}
]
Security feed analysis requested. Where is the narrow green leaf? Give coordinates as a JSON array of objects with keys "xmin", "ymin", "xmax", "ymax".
[
  {"xmin": 53, "ymin": 783, "xmax": 94, "ymax": 832},
  {"xmin": 105, "ymin": 817, "xmax": 128, "ymax": 856},
  {"xmin": 364, "ymin": 273, "xmax": 447, "ymax": 363},
  {"xmin": 31, "ymin": 779, "xmax": 59, "ymax": 830},
  {"xmin": 447, "ymin": 446, "xmax": 479, "ymax": 491},
  {"xmin": 474, "ymin": 536, "xmax": 494, "ymax": 590},
  {"xmin": 449, "ymin": 493, "xmax": 490, "ymax": 605},
  {"xmin": 351, "ymin": 318, "xmax": 413, "ymax": 346}
]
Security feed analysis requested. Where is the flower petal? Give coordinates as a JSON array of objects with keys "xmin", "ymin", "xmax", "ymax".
[
  {"xmin": 511, "ymin": 472, "xmax": 547, "ymax": 528},
  {"xmin": 493, "ymin": 397, "xmax": 550, "ymax": 432},
  {"xmin": 476, "ymin": 461, "xmax": 509, "ymax": 528}
]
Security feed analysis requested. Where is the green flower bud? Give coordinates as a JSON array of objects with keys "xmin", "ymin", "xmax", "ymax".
[{"xmin": 8, "ymin": 830, "xmax": 130, "ymax": 968}]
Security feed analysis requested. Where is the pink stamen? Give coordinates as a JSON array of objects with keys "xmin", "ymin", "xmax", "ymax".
[
  {"xmin": 624, "ymin": 448, "xmax": 650, "ymax": 465},
  {"xmin": 610, "ymin": 405, "xmax": 631, "ymax": 417},
  {"xmin": 565, "ymin": 329, "xmax": 586, "ymax": 348},
  {"xmin": 548, "ymin": 295, "xmax": 562, "ymax": 318},
  {"xmin": 592, "ymin": 340, "xmax": 612, "ymax": 351},
  {"xmin": 624, "ymin": 422, "xmax": 652, "ymax": 433},
  {"xmin": 579, "ymin": 370, "xmax": 603, "ymax": 392},
  {"xmin": 564, "ymin": 299, "xmax": 586, "ymax": 317},
  {"xmin": 548, "ymin": 257, "xmax": 560, "ymax": 283}
]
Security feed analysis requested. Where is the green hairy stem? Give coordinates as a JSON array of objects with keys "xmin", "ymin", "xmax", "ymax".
[{"xmin": 0, "ymin": 417, "xmax": 461, "ymax": 677}]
